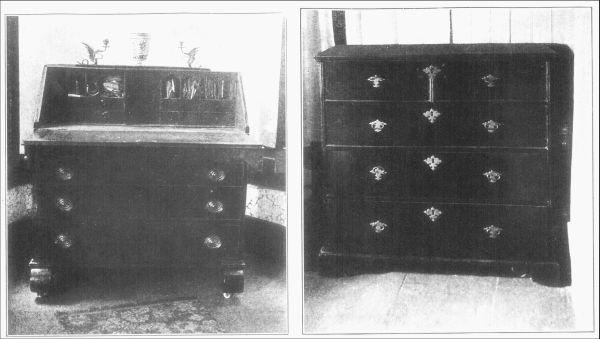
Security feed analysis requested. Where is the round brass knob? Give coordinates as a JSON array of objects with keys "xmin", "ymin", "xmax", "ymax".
[
  {"xmin": 207, "ymin": 168, "xmax": 226, "ymax": 182},
  {"xmin": 205, "ymin": 200, "xmax": 224, "ymax": 214},
  {"xmin": 54, "ymin": 233, "xmax": 73, "ymax": 249},
  {"xmin": 55, "ymin": 167, "xmax": 73, "ymax": 181},
  {"xmin": 55, "ymin": 197, "xmax": 73, "ymax": 212},
  {"xmin": 204, "ymin": 235, "xmax": 222, "ymax": 249},
  {"xmin": 369, "ymin": 220, "xmax": 388, "ymax": 233}
]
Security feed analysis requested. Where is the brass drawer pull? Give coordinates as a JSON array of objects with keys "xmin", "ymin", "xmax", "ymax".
[
  {"xmin": 483, "ymin": 169, "xmax": 502, "ymax": 183},
  {"xmin": 424, "ymin": 207, "xmax": 442, "ymax": 222},
  {"xmin": 369, "ymin": 119, "xmax": 387, "ymax": 133},
  {"xmin": 423, "ymin": 65, "xmax": 441, "ymax": 102},
  {"xmin": 423, "ymin": 108, "xmax": 441, "ymax": 124},
  {"xmin": 207, "ymin": 168, "xmax": 226, "ymax": 182},
  {"xmin": 205, "ymin": 200, "xmax": 224, "ymax": 214},
  {"xmin": 423, "ymin": 65, "xmax": 441, "ymax": 78},
  {"xmin": 482, "ymin": 74, "xmax": 500, "ymax": 87},
  {"xmin": 55, "ymin": 197, "xmax": 73, "ymax": 212},
  {"xmin": 55, "ymin": 167, "xmax": 74, "ymax": 181},
  {"xmin": 54, "ymin": 233, "xmax": 73, "ymax": 249},
  {"xmin": 369, "ymin": 166, "xmax": 387, "ymax": 181},
  {"xmin": 423, "ymin": 155, "xmax": 442, "ymax": 171},
  {"xmin": 204, "ymin": 235, "xmax": 222, "ymax": 249},
  {"xmin": 482, "ymin": 120, "xmax": 501, "ymax": 133},
  {"xmin": 369, "ymin": 220, "xmax": 388, "ymax": 233},
  {"xmin": 483, "ymin": 225, "xmax": 503, "ymax": 238},
  {"xmin": 367, "ymin": 75, "xmax": 385, "ymax": 88}
]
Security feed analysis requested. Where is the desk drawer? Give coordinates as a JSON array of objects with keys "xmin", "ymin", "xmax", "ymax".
[
  {"xmin": 326, "ymin": 149, "xmax": 549, "ymax": 205},
  {"xmin": 330, "ymin": 200, "xmax": 547, "ymax": 261},
  {"xmin": 35, "ymin": 147, "xmax": 244, "ymax": 187},
  {"xmin": 324, "ymin": 102, "xmax": 548, "ymax": 147},
  {"xmin": 37, "ymin": 185, "xmax": 246, "ymax": 220},
  {"xmin": 67, "ymin": 97, "xmax": 128, "ymax": 124},
  {"xmin": 322, "ymin": 59, "xmax": 546, "ymax": 101},
  {"xmin": 55, "ymin": 219, "xmax": 242, "ymax": 267}
]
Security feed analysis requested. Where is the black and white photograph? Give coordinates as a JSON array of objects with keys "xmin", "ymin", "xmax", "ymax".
[
  {"xmin": 302, "ymin": 7, "xmax": 596, "ymax": 334},
  {"xmin": 2, "ymin": 2, "xmax": 598, "ymax": 339},
  {"xmin": 2, "ymin": 6, "xmax": 287, "ymax": 335}
]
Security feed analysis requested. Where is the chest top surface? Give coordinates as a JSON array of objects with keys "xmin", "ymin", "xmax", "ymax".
[{"xmin": 315, "ymin": 43, "xmax": 572, "ymax": 61}]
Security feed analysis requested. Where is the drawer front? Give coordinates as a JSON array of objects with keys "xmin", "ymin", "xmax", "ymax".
[
  {"xmin": 322, "ymin": 59, "xmax": 546, "ymax": 101},
  {"xmin": 158, "ymin": 99, "xmax": 236, "ymax": 127},
  {"xmin": 435, "ymin": 59, "xmax": 547, "ymax": 101},
  {"xmin": 54, "ymin": 219, "xmax": 242, "ymax": 267},
  {"xmin": 323, "ymin": 61, "xmax": 428, "ymax": 100},
  {"xmin": 333, "ymin": 200, "xmax": 547, "ymax": 261},
  {"xmin": 38, "ymin": 185, "xmax": 246, "ymax": 220},
  {"xmin": 326, "ymin": 149, "xmax": 549, "ymax": 205},
  {"xmin": 325, "ymin": 102, "xmax": 548, "ymax": 147},
  {"xmin": 67, "ymin": 97, "xmax": 128, "ymax": 124},
  {"xmin": 36, "ymin": 147, "xmax": 244, "ymax": 187},
  {"xmin": 327, "ymin": 199, "xmax": 430, "ymax": 257}
]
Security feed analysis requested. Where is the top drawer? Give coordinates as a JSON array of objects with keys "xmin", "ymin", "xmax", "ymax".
[
  {"xmin": 322, "ymin": 58, "xmax": 547, "ymax": 101},
  {"xmin": 33, "ymin": 146, "xmax": 244, "ymax": 187}
]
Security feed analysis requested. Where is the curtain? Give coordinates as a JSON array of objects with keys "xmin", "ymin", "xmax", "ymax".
[{"xmin": 302, "ymin": 10, "xmax": 333, "ymax": 146}]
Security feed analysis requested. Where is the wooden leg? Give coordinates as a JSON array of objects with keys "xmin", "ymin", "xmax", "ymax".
[
  {"xmin": 221, "ymin": 259, "xmax": 246, "ymax": 297},
  {"xmin": 29, "ymin": 258, "xmax": 58, "ymax": 302}
]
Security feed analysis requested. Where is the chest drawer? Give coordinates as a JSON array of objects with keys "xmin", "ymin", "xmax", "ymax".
[
  {"xmin": 322, "ymin": 59, "xmax": 547, "ymax": 101},
  {"xmin": 326, "ymin": 149, "xmax": 549, "ymax": 205},
  {"xmin": 330, "ymin": 199, "xmax": 547, "ymax": 261},
  {"xmin": 323, "ymin": 61, "xmax": 427, "ymax": 100},
  {"xmin": 37, "ymin": 185, "xmax": 246, "ymax": 220},
  {"xmin": 35, "ymin": 147, "xmax": 244, "ymax": 187},
  {"xmin": 324, "ymin": 102, "xmax": 548, "ymax": 147},
  {"xmin": 434, "ymin": 59, "xmax": 547, "ymax": 101}
]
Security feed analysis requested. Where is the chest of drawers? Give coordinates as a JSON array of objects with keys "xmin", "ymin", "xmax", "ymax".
[
  {"xmin": 315, "ymin": 44, "xmax": 573, "ymax": 286},
  {"xmin": 25, "ymin": 65, "xmax": 265, "ymax": 300}
]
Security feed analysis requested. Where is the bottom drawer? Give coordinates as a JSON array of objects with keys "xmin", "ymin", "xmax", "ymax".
[
  {"xmin": 328, "ymin": 199, "xmax": 548, "ymax": 262},
  {"xmin": 40, "ymin": 218, "xmax": 241, "ymax": 268}
]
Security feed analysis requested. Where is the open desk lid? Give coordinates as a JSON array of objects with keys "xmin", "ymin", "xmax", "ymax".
[{"xmin": 26, "ymin": 64, "xmax": 277, "ymax": 148}]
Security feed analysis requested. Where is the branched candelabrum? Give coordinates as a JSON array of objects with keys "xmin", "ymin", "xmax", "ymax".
[
  {"xmin": 80, "ymin": 39, "xmax": 110, "ymax": 65},
  {"xmin": 179, "ymin": 41, "xmax": 200, "ymax": 68}
]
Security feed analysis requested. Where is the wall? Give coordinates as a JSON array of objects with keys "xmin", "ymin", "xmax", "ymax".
[
  {"xmin": 302, "ymin": 7, "xmax": 594, "ymax": 330},
  {"xmin": 18, "ymin": 13, "xmax": 283, "ymax": 149}
]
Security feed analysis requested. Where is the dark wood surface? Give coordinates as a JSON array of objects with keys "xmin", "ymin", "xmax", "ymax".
[
  {"xmin": 326, "ymin": 149, "xmax": 549, "ymax": 205},
  {"xmin": 38, "ymin": 66, "xmax": 245, "ymax": 129},
  {"xmin": 326, "ymin": 199, "xmax": 548, "ymax": 261},
  {"xmin": 25, "ymin": 65, "xmax": 257, "ymax": 282},
  {"xmin": 315, "ymin": 43, "xmax": 568, "ymax": 61},
  {"xmin": 322, "ymin": 59, "xmax": 547, "ymax": 101},
  {"xmin": 315, "ymin": 43, "xmax": 573, "ymax": 285},
  {"xmin": 26, "ymin": 125, "xmax": 262, "ymax": 147},
  {"xmin": 324, "ymin": 102, "xmax": 548, "ymax": 147}
]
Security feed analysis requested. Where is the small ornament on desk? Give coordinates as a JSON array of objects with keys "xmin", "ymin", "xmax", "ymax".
[
  {"xmin": 179, "ymin": 41, "xmax": 201, "ymax": 68},
  {"xmin": 78, "ymin": 39, "xmax": 110, "ymax": 65},
  {"xmin": 130, "ymin": 33, "xmax": 151, "ymax": 65},
  {"xmin": 101, "ymin": 76, "xmax": 124, "ymax": 98}
]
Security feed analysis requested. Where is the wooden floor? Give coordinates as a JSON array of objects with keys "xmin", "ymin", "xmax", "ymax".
[
  {"xmin": 8, "ymin": 257, "xmax": 286, "ymax": 335},
  {"xmin": 303, "ymin": 271, "xmax": 575, "ymax": 334}
]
